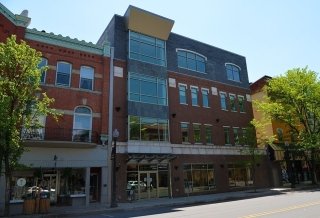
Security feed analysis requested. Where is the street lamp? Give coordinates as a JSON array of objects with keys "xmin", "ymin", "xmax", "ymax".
[{"xmin": 111, "ymin": 129, "xmax": 119, "ymax": 208}]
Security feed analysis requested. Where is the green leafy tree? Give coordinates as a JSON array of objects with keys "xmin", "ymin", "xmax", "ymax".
[
  {"xmin": 0, "ymin": 35, "xmax": 58, "ymax": 216},
  {"xmin": 239, "ymin": 122, "xmax": 270, "ymax": 192},
  {"xmin": 256, "ymin": 67, "xmax": 320, "ymax": 184}
]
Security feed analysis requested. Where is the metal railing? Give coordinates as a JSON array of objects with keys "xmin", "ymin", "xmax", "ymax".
[{"xmin": 21, "ymin": 127, "xmax": 99, "ymax": 143}]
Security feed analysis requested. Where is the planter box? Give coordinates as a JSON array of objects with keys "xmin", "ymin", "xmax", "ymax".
[{"xmin": 23, "ymin": 199, "xmax": 35, "ymax": 215}]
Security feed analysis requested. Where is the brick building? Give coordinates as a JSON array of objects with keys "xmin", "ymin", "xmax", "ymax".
[{"xmin": 0, "ymin": 3, "xmax": 274, "ymax": 213}]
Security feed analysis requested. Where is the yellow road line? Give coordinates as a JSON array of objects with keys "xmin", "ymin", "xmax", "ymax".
[{"xmin": 239, "ymin": 200, "xmax": 320, "ymax": 218}]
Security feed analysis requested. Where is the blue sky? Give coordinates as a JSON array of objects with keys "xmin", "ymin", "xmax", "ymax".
[{"xmin": 2, "ymin": 0, "xmax": 319, "ymax": 83}]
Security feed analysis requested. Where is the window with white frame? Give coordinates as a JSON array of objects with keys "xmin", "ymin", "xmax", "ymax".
[
  {"xmin": 73, "ymin": 106, "xmax": 92, "ymax": 142},
  {"xmin": 220, "ymin": 92, "xmax": 228, "ymax": 110},
  {"xmin": 224, "ymin": 127, "xmax": 231, "ymax": 145},
  {"xmin": 179, "ymin": 84, "xmax": 187, "ymax": 104},
  {"xmin": 193, "ymin": 123, "xmax": 201, "ymax": 143},
  {"xmin": 226, "ymin": 64, "xmax": 241, "ymax": 82},
  {"xmin": 181, "ymin": 122, "xmax": 189, "ymax": 143},
  {"xmin": 177, "ymin": 49, "xmax": 206, "ymax": 73},
  {"xmin": 191, "ymin": 86, "xmax": 199, "ymax": 106},
  {"xmin": 129, "ymin": 31, "xmax": 166, "ymax": 66},
  {"xmin": 56, "ymin": 61, "xmax": 72, "ymax": 86},
  {"xmin": 233, "ymin": 127, "xmax": 240, "ymax": 145},
  {"xmin": 80, "ymin": 66, "xmax": 94, "ymax": 90},
  {"xmin": 229, "ymin": 94, "xmax": 237, "ymax": 112},
  {"xmin": 129, "ymin": 72, "xmax": 167, "ymax": 106},
  {"xmin": 205, "ymin": 125, "xmax": 213, "ymax": 144},
  {"xmin": 38, "ymin": 58, "xmax": 48, "ymax": 84},
  {"xmin": 201, "ymin": 88, "xmax": 209, "ymax": 107},
  {"xmin": 238, "ymin": 95, "xmax": 245, "ymax": 112}
]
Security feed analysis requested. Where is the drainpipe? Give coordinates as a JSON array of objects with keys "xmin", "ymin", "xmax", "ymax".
[{"xmin": 107, "ymin": 47, "xmax": 114, "ymax": 205}]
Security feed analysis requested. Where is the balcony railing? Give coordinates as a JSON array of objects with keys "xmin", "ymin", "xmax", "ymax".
[{"xmin": 21, "ymin": 127, "xmax": 99, "ymax": 144}]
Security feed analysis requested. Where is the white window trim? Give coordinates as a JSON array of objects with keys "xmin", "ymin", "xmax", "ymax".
[
  {"xmin": 238, "ymin": 95, "xmax": 246, "ymax": 113},
  {"xmin": 79, "ymin": 66, "xmax": 94, "ymax": 91},
  {"xmin": 224, "ymin": 62, "xmax": 241, "ymax": 71},
  {"xmin": 176, "ymin": 48, "xmax": 207, "ymax": 61},
  {"xmin": 178, "ymin": 83, "xmax": 188, "ymax": 89},
  {"xmin": 56, "ymin": 61, "xmax": 72, "ymax": 87},
  {"xmin": 73, "ymin": 106, "xmax": 93, "ymax": 142},
  {"xmin": 190, "ymin": 86, "xmax": 199, "ymax": 106},
  {"xmin": 219, "ymin": 91, "xmax": 228, "ymax": 111},
  {"xmin": 190, "ymin": 85, "xmax": 199, "ymax": 90}
]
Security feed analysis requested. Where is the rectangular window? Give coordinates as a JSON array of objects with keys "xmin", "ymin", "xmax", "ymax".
[
  {"xmin": 129, "ymin": 31, "xmax": 166, "ymax": 66},
  {"xmin": 238, "ymin": 95, "xmax": 245, "ymax": 112},
  {"xmin": 80, "ymin": 66, "xmax": 94, "ymax": 90},
  {"xmin": 224, "ymin": 127, "xmax": 230, "ymax": 145},
  {"xmin": 191, "ymin": 86, "xmax": 198, "ymax": 106},
  {"xmin": 220, "ymin": 92, "xmax": 227, "ymax": 110},
  {"xmin": 230, "ymin": 94, "xmax": 237, "ymax": 112},
  {"xmin": 179, "ymin": 84, "xmax": 187, "ymax": 104},
  {"xmin": 183, "ymin": 164, "xmax": 215, "ymax": 193},
  {"xmin": 233, "ymin": 128, "xmax": 240, "ymax": 145},
  {"xmin": 38, "ymin": 58, "xmax": 48, "ymax": 84},
  {"xmin": 201, "ymin": 88, "xmax": 209, "ymax": 107},
  {"xmin": 205, "ymin": 125, "xmax": 213, "ymax": 144},
  {"xmin": 129, "ymin": 73, "xmax": 167, "ymax": 106},
  {"xmin": 242, "ymin": 128, "xmax": 247, "ymax": 145},
  {"xmin": 228, "ymin": 164, "xmax": 252, "ymax": 187},
  {"xmin": 129, "ymin": 116, "xmax": 169, "ymax": 141},
  {"xmin": 193, "ymin": 124, "xmax": 201, "ymax": 143},
  {"xmin": 56, "ymin": 61, "xmax": 72, "ymax": 86},
  {"xmin": 181, "ymin": 123, "xmax": 189, "ymax": 143}
]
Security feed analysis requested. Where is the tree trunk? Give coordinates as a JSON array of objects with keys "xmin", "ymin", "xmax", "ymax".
[
  {"xmin": 4, "ymin": 152, "xmax": 11, "ymax": 217},
  {"xmin": 310, "ymin": 149, "xmax": 317, "ymax": 185}
]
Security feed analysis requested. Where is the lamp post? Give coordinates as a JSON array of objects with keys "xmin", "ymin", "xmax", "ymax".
[{"xmin": 110, "ymin": 129, "xmax": 119, "ymax": 208}]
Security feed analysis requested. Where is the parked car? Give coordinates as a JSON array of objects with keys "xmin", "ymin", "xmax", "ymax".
[{"xmin": 127, "ymin": 181, "xmax": 146, "ymax": 190}]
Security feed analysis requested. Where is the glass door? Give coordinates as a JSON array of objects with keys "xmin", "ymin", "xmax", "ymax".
[
  {"xmin": 138, "ymin": 171, "xmax": 158, "ymax": 199},
  {"xmin": 42, "ymin": 174, "xmax": 57, "ymax": 203}
]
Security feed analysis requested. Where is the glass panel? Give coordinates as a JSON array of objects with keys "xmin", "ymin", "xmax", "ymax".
[
  {"xmin": 80, "ymin": 78, "xmax": 93, "ymax": 90},
  {"xmin": 179, "ymin": 85, "xmax": 187, "ymax": 104},
  {"xmin": 130, "ymin": 78, "xmax": 140, "ymax": 94},
  {"xmin": 74, "ymin": 115, "xmax": 91, "ymax": 130},
  {"xmin": 156, "ymin": 39, "xmax": 165, "ymax": 48},
  {"xmin": 141, "ymin": 117, "xmax": 158, "ymax": 141},
  {"xmin": 130, "ymin": 39, "xmax": 140, "ymax": 53},
  {"xmin": 193, "ymin": 124, "xmax": 201, "ymax": 143},
  {"xmin": 129, "ymin": 116, "xmax": 140, "ymax": 140},
  {"xmin": 205, "ymin": 126, "xmax": 212, "ymax": 144},
  {"xmin": 233, "ymin": 68, "xmax": 240, "ymax": 82},
  {"xmin": 191, "ymin": 87, "xmax": 198, "ymax": 106},
  {"xmin": 181, "ymin": 123, "xmax": 189, "ymax": 142},
  {"xmin": 141, "ymin": 95, "xmax": 158, "ymax": 104},
  {"xmin": 187, "ymin": 52, "xmax": 195, "ymax": 59},
  {"xmin": 159, "ymin": 120, "xmax": 168, "ymax": 141},
  {"xmin": 139, "ymin": 173, "xmax": 148, "ymax": 200},
  {"xmin": 57, "ymin": 62, "xmax": 71, "ymax": 73},
  {"xmin": 75, "ymin": 107, "xmax": 91, "ymax": 114},
  {"xmin": 197, "ymin": 61, "xmax": 205, "ymax": 73},
  {"xmin": 129, "ymin": 93, "xmax": 140, "ymax": 101},
  {"xmin": 158, "ymin": 83, "xmax": 167, "ymax": 98},
  {"xmin": 230, "ymin": 95, "xmax": 236, "ymax": 111},
  {"xmin": 187, "ymin": 58, "xmax": 196, "ymax": 71},
  {"xmin": 141, "ymin": 80, "xmax": 157, "ymax": 96},
  {"xmin": 233, "ymin": 128, "xmax": 239, "ymax": 145},
  {"xmin": 80, "ymin": 67, "xmax": 94, "ymax": 79},
  {"xmin": 39, "ymin": 58, "xmax": 47, "ymax": 83},
  {"xmin": 202, "ymin": 89, "xmax": 209, "ymax": 107},
  {"xmin": 220, "ymin": 93, "xmax": 227, "ymax": 110},
  {"xmin": 156, "ymin": 47, "xmax": 165, "ymax": 59},
  {"xmin": 141, "ymin": 43, "xmax": 156, "ymax": 57},
  {"xmin": 178, "ymin": 50, "xmax": 186, "ymax": 57},
  {"xmin": 56, "ymin": 73, "xmax": 70, "ymax": 86},
  {"xmin": 239, "ymin": 96, "xmax": 245, "ymax": 112},
  {"xmin": 178, "ymin": 56, "xmax": 187, "ymax": 68},
  {"xmin": 149, "ymin": 173, "xmax": 157, "ymax": 198},
  {"xmin": 158, "ymin": 171, "xmax": 168, "ymax": 197},
  {"xmin": 224, "ymin": 127, "xmax": 230, "ymax": 144}
]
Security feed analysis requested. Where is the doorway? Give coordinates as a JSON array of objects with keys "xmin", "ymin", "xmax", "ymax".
[
  {"xmin": 42, "ymin": 174, "xmax": 57, "ymax": 203},
  {"xmin": 138, "ymin": 171, "xmax": 158, "ymax": 199}
]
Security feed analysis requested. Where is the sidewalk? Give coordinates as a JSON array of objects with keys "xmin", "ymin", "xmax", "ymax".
[{"xmin": 13, "ymin": 183, "xmax": 319, "ymax": 218}]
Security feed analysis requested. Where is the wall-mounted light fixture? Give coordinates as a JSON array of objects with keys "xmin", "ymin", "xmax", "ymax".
[
  {"xmin": 115, "ymin": 106, "xmax": 121, "ymax": 112},
  {"xmin": 171, "ymin": 113, "xmax": 176, "ymax": 118}
]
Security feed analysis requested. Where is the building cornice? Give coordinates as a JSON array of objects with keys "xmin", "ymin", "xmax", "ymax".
[
  {"xmin": 25, "ymin": 28, "xmax": 111, "ymax": 57},
  {"xmin": 0, "ymin": 3, "xmax": 31, "ymax": 27}
]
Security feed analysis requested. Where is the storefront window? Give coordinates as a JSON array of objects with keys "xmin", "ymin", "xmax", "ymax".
[
  {"xmin": 228, "ymin": 164, "xmax": 253, "ymax": 187},
  {"xmin": 59, "ymin": 168, "xmax": 85, "ymax": 195},
  {"xmin": 183, "ymin": 164, "xmax": 215, "ymax": 193}
]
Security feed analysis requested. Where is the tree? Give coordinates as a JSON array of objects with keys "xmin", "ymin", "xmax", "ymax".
[
  {"xmin": 0, "ymin": 35, "xmax": 58, "ymax": 216},
  {"xmin": 256, "ymin": 67, "xmax": 320, "ymax": 184},
  {"xmin": 239, "ymin": 122, "xmax": 271, "ymax": 192}
]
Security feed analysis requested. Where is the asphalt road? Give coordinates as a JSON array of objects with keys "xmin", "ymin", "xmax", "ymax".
[{"xmin": 74, "ymin": 189, "xmax": 320, "ymax": 218}]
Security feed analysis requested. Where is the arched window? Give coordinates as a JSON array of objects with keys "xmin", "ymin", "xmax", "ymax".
[
  {"xmin": 177, "ymin": 49, "xmax": 206, "ymax": 73},
  {"xmin": 38, "ymin": 57, "xmax": 48, "ymax": 84},
  {"xmin": 73, "ymin": 106, "xmax": 92, "ymax": 142},
  {"xmin": 225, "ymin": 63, "xmax": 241, "ymax": 82}
]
